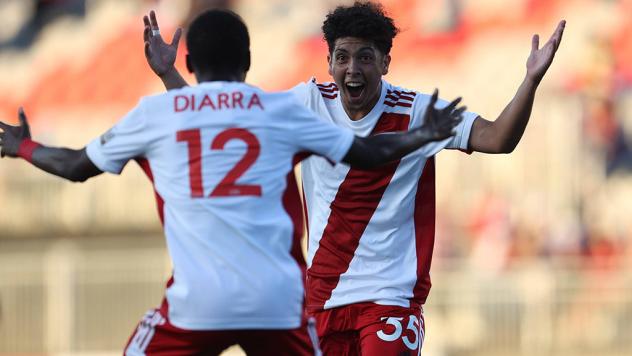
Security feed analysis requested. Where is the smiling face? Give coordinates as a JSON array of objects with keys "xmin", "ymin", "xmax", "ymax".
[{"xmin": 328, "ymin": 37, "xmax": 390, "ymax": 120}]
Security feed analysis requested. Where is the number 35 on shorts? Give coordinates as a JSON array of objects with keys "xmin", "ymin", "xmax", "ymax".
[{"xmin": 376, "ymin": 315, "xmax": 425, "ymax": 351}]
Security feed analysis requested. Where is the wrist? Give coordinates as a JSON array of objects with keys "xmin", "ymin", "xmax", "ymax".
[
  {"xmin": 158, "ymin": 66, "xmax": 178, "ymax": 79},
  {"xmin": 17, "ymin": 138, "xmax": 41, "ymax": 163},
  {"xmin": 523, "ymin": 73, "xmax": 541, "ymax": 88}
]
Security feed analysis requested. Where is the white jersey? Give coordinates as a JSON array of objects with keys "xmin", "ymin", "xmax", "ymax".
[
  {"xmin": 86, "ymin": 81, "xmax": 354, "ymax": 330},
  {"xmin": 290, "ymin": 78, "xmax": 479, "ymax": 312}
]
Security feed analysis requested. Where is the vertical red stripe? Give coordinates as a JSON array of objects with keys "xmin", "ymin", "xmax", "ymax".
[
  {"xmin": 284, "ymin": 153, "xmax": 312, "ymax": 277},
  {"xmin": 135, "ymin": 158, "xmax": 165, "ymax": 225},
  {"xmin": 135, "ymin": 158, "xmax": 172, "ymax": 317},
  {"xmin": 306, "ymin": 113, "xmax": 410, "ymax": 311},
  {"xmin": 412, "ymin": 157, "xmax": 436, "ymax": 303}
]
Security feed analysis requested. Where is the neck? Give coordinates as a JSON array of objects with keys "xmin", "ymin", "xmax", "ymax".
[{"xmin": 196, "ymin": 71, "xmax": 245, "ymax": 83}]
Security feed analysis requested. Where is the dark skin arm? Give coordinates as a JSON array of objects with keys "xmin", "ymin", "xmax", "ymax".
[
  {"xmin": 1, "ymin": 94, "xmax": 462, "ymax": 178},
  {"xmin": 342, "ymin": 91, "xmax": 465, "ymax": 169},
  {"xmin": 0, "ymin": 108, "xmax": 102, "ymax": 182},
  {"xmin": 469, "ymin": 20, "xmax": 566, "ymax": 154}
]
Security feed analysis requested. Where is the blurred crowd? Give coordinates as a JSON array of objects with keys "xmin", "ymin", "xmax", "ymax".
[{"xmin": 0, "ymin": 0, "xmax": 631, "ymax": 271}]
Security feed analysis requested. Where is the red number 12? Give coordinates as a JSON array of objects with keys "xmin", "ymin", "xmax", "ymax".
[{"xmin": 176, "ymin": 128, "xmax": 262, "ymax": 198}]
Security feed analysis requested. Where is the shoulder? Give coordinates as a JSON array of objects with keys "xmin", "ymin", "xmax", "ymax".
[
  {"xmin": 314, "ymin": 80, "xmax": 339, "ymax": 100},
  {"xmin": 378, "ymin": 81, "xmax": 420, "ymax": 114},
  {"xmin": 288, "ymin": 77, "xmax": 339, "ymax": 103},
  {"xmin": 385, "ymin": 83, "xmax": 418, "ymax": 109},
  {"xmin": 261, "ymin": 89, "xmax": 311, "ymax": 116}
]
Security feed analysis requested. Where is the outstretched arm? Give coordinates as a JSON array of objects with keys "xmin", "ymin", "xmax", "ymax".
[
  {"xmin": 342, "ymin": 90, "xmax": 465, "ymax": 169},
  {"xmin": 143, "ymin": 10, "xmax": 189, "ymax": 90},
  {"xmin": 469, "ymin": 20, "xmax": 566, "ymax": 154},
  {"xmin": 0, "ymin": 108, "xmax": 102, "ymax": 182}
]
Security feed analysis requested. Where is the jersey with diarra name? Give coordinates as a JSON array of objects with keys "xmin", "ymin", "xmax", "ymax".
[
  {"xmin": 289, "ymin": 78, "xmax": 479, "ymax": 312},
  {"xmin": 86, "ymin": 81, "xmax": 354, "ymax": 330}
]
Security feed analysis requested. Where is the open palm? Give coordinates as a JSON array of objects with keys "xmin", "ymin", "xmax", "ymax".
[
  {"xmin": 143, "ymin": 11, "xmax": 182, "ymax": 76},
  {"xmin": 0, "ymin": 108, "xmax": 31, "ymax": 157},
  {"xmin": 418, "ymin": 90, "xmax": 466, "ymax": 143},
  {"xmin": 526, "ymin": 20, "xmax": 566, "ymax": 84}
]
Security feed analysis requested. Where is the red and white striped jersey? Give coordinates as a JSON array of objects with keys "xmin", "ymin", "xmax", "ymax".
[
  {"xmin": 290, "ymin": 78, "xmax": 479, "ymax": 312},
  {"xmin": 86, "ymin": 81, "xmax": 354, "ymax": 330}
]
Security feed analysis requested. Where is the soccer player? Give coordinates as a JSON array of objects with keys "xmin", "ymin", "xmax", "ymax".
[
  {"xmin": 0, "ymin": 9, "xmax": 465, "ymax": 356},
  {"xmin": 145, "ymin": 2, "xmax": 565, "ymax": 355}
]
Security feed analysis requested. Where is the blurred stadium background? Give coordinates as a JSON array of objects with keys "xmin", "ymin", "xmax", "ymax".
[{"xmin": 0, "ymin": 0, "xmax": 631, "ymax": 355}]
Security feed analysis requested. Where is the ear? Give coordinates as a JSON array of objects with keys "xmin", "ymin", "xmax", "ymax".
[
  {"xmin": 382, "ymin": 54, "xmax": 391, "ymax": 75},
  {"xmin": 185, "ymin": 54, "xmax": 193, "ymax": 74},
  {"xmin": 244, "ymin": 50, "xmax": 251, "ymax": 72},
  {"xmin": 327, "ymin": 54, "xmax": 333, "ymax": 76}
]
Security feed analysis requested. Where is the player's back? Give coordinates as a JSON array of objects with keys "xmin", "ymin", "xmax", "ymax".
[{"xmin": 115, "ymin": 81, "xmax": 353, "ymax": 330}]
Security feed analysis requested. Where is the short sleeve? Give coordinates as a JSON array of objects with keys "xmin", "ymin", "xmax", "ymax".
[
  {"xmin": 411, "ymin": 95, "xmax": 479, "ymax": 157},
  {"xmin": 286, "ymin": 101, "xmax": 354, "ymax": 163},
  {"xmin": 286, "ymin": 77, "xmax": 317, "ymax": 107},
  {"xmin": 85, "ymin": 100, "xmax": 148, "ymax": 174}
]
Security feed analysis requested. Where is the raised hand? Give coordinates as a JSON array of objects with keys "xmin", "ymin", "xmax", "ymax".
[
  {"xmin": 0, "ymin": 107, "xmax": 32, "ymax": 158},
  {"xmin": 526, "ymin": 20, "xmax": 566, "ymax": 84},
  {"xmin": 143, "ymin": 10, "xmax": 182, "ymax": 77},
  {"xmin": 417, "ymin": 89, "xmax": 465, "ymax": 143}
]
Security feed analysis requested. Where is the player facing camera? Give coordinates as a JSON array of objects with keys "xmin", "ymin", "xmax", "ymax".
[{"xmin": 0, "ymin": 7, "xmax": 466, "ymax": 356}]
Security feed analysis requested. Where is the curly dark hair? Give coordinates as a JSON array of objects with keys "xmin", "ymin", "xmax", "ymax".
[{"xmin": 322, "ymin": 1, "xmax": 399, "ymax": 55}]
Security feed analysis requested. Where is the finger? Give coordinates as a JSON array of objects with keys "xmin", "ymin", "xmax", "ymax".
[
  {"xmin": 150, "ymin": 10, "xmax": 159, "ymax": 30},
  {"xmin": 446, "ymin": 106, "xmax": 466, "ymax": 122},
  {"xmin": 18, "ymin": 107, "xmax": 28, "ymax": 128},
  {"xmin": 430, "ymin": 89, "xmax": 438, "ymax": 107},
  {"xmin": 143, "ymin": 15, "xmax": 150, "ymax": 30},
  {"xmin": 441, "ymin": 97, "xmax": 462, "ymax": 114},
  {"xmin": 0, "ymin": 121, "xmax": 10, "ymax": 131},
  {"xmin": 170, "ymin": 28, "xmax": 182, "ymax": 47},
  {"xmin": 531, "ymin": 34, "xmax": 539, "ymax": 52},
  {"xmin": 544, "ymin": 20, "xmax": 565, "ymax": 51},
  {"xmin": 553, "ymin": 20, "xmax": 566, "ymax": 51},
  {"xmin": 441, "ymin": 112, "xmax": 463, "ymax": 130},
  {"xmin": 451, "ymin": 106, "xmax": 467, "ymax": 118},
  {"xmin": 549, "ymin": 20, "xmax": 566, "ymax": 44},
  {"xmin": 144, "ymin": 41, "xmax": 152, "ymax": 59},
  {"xmin": 143, "ymin": 25, "xmax": 151, "ymax": 42}
]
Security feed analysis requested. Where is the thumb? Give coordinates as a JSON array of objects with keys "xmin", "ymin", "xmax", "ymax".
[
  {"xmin": 171, "ymin": 28, "xmax": 182, "ymax": 48},
  {"xmin": 531, "ymin": 34, "xmax": 539, "ymax": 53},
  {"xmin": 18, "ymin": 107, "xmax": 28, "ymax": 128},
  {"xmin": 18, "ymin": 107, "xmax": 31, "ymax": 137}
]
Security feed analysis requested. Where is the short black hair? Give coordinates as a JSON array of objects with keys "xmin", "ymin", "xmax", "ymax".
[
  {"xmin": 186, "ymin": 9, "xmax": 250, "ymax": 74},
  {"xmin": 322, "ymin": 1, "xmax": 399, "ymax": 55}
]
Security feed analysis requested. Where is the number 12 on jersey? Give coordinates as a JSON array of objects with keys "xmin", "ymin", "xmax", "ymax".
[{"xmin": 176, "ymin": 128, "xmax": 262, "ymax": 198}]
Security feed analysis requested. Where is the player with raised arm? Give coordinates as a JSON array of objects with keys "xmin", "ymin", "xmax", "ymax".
[
  {"xmin": 0, "ymin": 9, "xmax": 465, "ymax": 356},
  {"xmin": 144, "ymin": 2, "xmax": 565, "ymax": 355}
]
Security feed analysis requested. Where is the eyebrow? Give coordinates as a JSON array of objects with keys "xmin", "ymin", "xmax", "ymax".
[{"xmin": 334, "ymin": 47, "xmax": 376, "ymax": 54}]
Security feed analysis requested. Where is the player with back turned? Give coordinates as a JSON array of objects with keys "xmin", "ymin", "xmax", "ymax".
[
  {"xmin": 0, "ymin": 8, "xmax": 465, "ymax": 356},
  {"xmin": 146, "ymin": 1, "xmax": 565, "ymax": 355}
]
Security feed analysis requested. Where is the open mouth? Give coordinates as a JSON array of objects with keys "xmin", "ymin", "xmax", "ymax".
[{"xmin": 346, "ymin": 82, "xmax": 365, "ymax": 99}]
